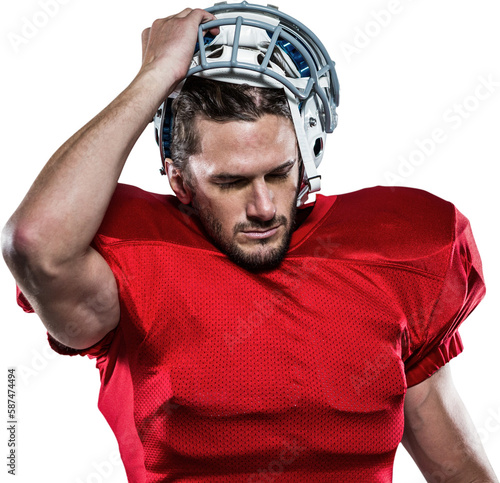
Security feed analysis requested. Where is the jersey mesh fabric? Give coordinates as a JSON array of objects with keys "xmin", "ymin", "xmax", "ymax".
[{"xmin": 16, "ymin": 184, "xmax": 485, "ymax": 482}]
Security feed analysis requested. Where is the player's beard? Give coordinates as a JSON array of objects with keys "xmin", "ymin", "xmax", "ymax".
[{"xmin": 191, "ymin": 195, "xmax": 297, "ymax": 273}]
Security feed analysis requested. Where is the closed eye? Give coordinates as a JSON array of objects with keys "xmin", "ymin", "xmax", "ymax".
[
  {"xmin": 216, "ymin": 178, "xmax": 248, "ymax": 190},
  {"xmin": 266, "ymin": 171, "xmax": 291, "ymax": 182},
  {"xmin": 217, "ymin": 172, "xmax": 289, "ymax": 190},
  {"xmin": 213, "ymin": 160, "xmax": 296, "ymax": 190}
]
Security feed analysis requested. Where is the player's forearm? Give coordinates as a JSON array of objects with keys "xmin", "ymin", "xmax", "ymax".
[
  {"xmin": 402, "ymin": 429, "xmax": 498, "ymax": 482},
  {"xmin": 2, "ymin": 68, "xmax": 169, "ymax": 272},
  {"xmin": 403, "ymin": 366, "xmax": 498, "ymax": 482}
]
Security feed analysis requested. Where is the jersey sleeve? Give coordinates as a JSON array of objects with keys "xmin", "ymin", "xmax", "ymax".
[
  {"xmin": 15, "ymin": 285, "xmax": 115, "ymax": 359},
  {"xmin": 404, "ymin": 207, "xmax": 486, "ymax": 387}
]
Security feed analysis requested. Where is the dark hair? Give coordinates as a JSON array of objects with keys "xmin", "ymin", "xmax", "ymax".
[{"xmin": 170, "ymin": 76, "xmax": 293, "ymax": 172}]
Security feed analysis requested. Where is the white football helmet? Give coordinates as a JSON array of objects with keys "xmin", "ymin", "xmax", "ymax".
[{"xmin": 154, "ymin": 1, "xmax": 340, "ymax": 205}]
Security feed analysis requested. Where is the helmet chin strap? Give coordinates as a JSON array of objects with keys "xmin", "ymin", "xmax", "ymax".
[{"xmin": 285, "ymin": 89, "xmax": 321, "ymax": 207}]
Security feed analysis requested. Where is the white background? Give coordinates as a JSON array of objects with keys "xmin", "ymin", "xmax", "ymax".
[{"xmin": 1, "ymin": 0, "xmax": 499, "ymax": 481}]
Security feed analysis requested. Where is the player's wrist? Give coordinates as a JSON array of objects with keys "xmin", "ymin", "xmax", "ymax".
[{"xmin": 134, "ymin": 63, "xmax": 183, "ymax": 109}]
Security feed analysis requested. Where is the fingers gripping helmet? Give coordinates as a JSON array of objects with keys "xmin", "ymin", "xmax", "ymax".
[{"xmin": 153, "ymin": 1, "xmax": 340, "ymax": 206}]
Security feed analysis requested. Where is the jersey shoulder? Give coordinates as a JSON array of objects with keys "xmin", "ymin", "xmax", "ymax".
[
  {"xmin": 307, "ymin": 186, "xmax": 460, "ymax": 276},
  {"xmin": 95, "ymin": 183, "xmax": 212, "ymax": 250}
]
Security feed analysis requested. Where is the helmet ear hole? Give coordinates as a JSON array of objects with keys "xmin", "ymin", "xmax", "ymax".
[{"xmin": 313, "ymin": 137, "xmax": 323, "ymax": 158}]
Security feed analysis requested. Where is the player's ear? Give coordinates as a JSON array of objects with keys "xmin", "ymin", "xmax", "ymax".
[{"xmin": 166, "ymin": 158, "xmax": 193, "ymax": 205}]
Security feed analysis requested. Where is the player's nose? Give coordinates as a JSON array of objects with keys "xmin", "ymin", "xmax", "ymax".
[{"xmin": 246, "ymin": 179, "xmax": 276, "ymax": 221}]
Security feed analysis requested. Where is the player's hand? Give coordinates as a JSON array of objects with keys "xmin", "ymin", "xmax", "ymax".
[{"xmin": 140, "ymin": 8, "xmax": 219, "ymax": 93}]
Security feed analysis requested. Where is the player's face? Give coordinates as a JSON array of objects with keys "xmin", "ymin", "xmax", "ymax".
[{"xmin": 185, "ymin": 114, "xmax": 300, "ymax": 271}]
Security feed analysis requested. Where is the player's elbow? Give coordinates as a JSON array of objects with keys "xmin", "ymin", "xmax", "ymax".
[
  {"xmin": 2, "ymin": 217, "xmax": 60, "ymax": 286},
  {"xmin": 2, "ymin": 218, "xmax": 32, "ymax": 270}
]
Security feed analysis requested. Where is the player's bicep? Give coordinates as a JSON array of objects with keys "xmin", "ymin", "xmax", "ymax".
[{"xmin": 21, "ymin": 247, "xmax": 120, "ymax": 350}]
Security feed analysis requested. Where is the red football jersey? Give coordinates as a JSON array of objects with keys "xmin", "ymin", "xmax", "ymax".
[{"xmin": 17, "ymin": 184, "xmax": 485, "ymax": 482}]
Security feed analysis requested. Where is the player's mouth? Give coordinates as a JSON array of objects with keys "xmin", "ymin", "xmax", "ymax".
[{"xmin": 240, "ymin": 225, "xmax": 281, "ymax": 240}]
